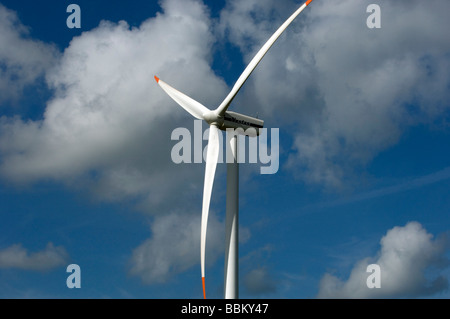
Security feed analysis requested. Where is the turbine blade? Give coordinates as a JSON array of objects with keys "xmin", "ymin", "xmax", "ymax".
[
  {"xmin": 215, "ymin": 0, "xmax": 314, "ymax": 116},
  {"xmin": 154, "ymin": 76, "xmax": 210, "ymax": 119},
  {"xmin": 201, "ymin": 124, "xmax": 220, "ymax": 299}
]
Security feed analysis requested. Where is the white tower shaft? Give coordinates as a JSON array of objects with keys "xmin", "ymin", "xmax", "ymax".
[{"xmin": 224, "ymin": 134, "xmax": 239, "ymax": 299}]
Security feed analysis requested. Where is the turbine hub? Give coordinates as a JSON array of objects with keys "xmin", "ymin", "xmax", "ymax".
[{"xmin": 203, "ymin": 111, "xmax": 223, "ymax": 127}]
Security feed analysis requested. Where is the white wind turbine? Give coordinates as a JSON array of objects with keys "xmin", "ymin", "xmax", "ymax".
[{"xmin": 155, "ymin": 0, "xmax": 314, "ymax": 299}]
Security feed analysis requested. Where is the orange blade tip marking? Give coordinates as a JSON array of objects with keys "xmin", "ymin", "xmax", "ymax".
[
  {"xmin": 154, "ymin": 75, "xmax": 160, "ymax": 83},
  {"xmin": 202, "ymin": 277, "xmax": 206, "ymax": 299},
  {"xmin": 306, "ymin": 0, "xmax": 313, "ymax": 5}
]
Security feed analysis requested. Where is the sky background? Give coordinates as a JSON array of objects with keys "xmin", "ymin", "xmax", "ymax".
[{"xmin": 0, "ymin": 0, "xmax": 450, "ymax": 299}]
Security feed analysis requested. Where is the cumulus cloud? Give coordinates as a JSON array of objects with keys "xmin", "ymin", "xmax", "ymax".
[
  {"xmin": 0, "ymin": 0, "xmax": 227, "ymax": 209},
  {"xmin": 2, "ymin": 0, "xmax": 450, "ymax": 286},
  {"xmin": 0, "ymin": 242, "xmax": 69, "ymax": 271},
  {"xmin": 317, "ymin": 222, "xmax": 449, "ymax": 298},
  {"xmin": 243, "ymin": 267, "xmax": 277, "ymax": 296},
  {"xmin": 0, "ymin": 4, "xmax": 58, "ymax": 102},
  {"xmin": 3, "ymin": 0, "xmax": 449, "ymax": 200},
  {"xmin": 0, "ymin": 0, "xmax": 228, "ymax": 283},
  {"xmin": 129, "ymin": 211, "xmax": 224, "ymax": 284},
  {"xmin": 219, "ymin": 0, "xmax": 450, "ymax": 188}
]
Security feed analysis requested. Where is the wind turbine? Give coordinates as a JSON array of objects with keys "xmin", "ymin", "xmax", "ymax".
[{"xmin": 154, "ymin": 0, "xmax": 314, "ymax": 299}]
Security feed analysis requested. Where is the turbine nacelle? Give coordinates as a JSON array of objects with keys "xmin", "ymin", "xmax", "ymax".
[
  {"xmin": 222, "ymin": 111, "xmax": 264, "ymax": 137},
  {"xmin": 204, "ymin": 110, "xmax": 264, "ymax": 136}
]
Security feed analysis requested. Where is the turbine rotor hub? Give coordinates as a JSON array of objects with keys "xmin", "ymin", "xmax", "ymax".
[{"xmin": 203, "ymin": 111, "xmax": 223, "ymax": 127}]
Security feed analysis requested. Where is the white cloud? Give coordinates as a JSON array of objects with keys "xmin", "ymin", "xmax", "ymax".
[
  {"xmin": 219, "ymin": 0, "xmax": 450, "ymax": 188},
  {"xmin": 0, "ymin": 0, "xmax": 227, "ymax": 208},
  {"xmin": 3, "ymin": 1, "xmax": 449, "ymax": 200},
  {"xmin": 317, "ymin": 222, "xmax": 449, "ymax": 298},
  {"xmin": 2, "ymin": 0, "xmax": 449, "ymax": 287},
  {"xmin": 243, "ymin": 267, "xmax": 277, "ymax": 296},
  {"xmin": 0, "ymin": 4, "xmax": 59, "ymax": 102},
  {"xmin": 0, "ymin": 0, "xmax": 229, "ymax": 285},
  {"xmin": 129, "ymin": 211, "xmax": 224, "ymax": 284},
  {"xmin": 0, "ymin": 242, "xmax": 69, "ymax": 271}
]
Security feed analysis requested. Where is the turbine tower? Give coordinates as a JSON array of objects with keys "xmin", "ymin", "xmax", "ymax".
[{"xmin": 155, "ymin": 0, "xmax": 314, "ymax": 299}]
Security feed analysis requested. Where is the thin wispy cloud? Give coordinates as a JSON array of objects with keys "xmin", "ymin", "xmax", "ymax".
[
  {"xmin": 320, "ymin": 166, "xmax": 450, "ymax": 208},
  {"xmin": 0, "ymin": 243, "xmax": 69, "ymax": 272}
]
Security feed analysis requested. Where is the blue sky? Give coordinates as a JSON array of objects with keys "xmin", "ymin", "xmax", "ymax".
[{"xmin": 0, "ymin": 0, "xmax": 450, "ymax": 299}]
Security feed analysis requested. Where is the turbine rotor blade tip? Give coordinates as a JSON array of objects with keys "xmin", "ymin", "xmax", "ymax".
[
  {"xmin": 202, "ymin": 277, "xmax": 206, "ymax": 299},
  {"xmin": 154, "ymin": 75, "xmax": 160, "ymax": 83}
]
